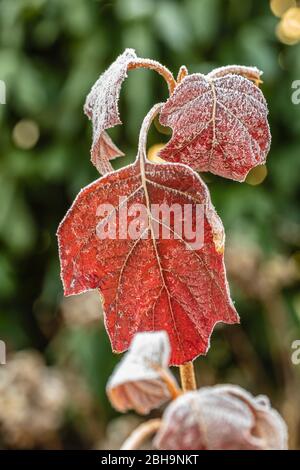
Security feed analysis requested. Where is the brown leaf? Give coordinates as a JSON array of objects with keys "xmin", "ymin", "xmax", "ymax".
[
  {"xmin": 154, "ymin": 385, "xmax": 288, "ymax": 450},
  {"xmin": 107, "ymin": 331, "xmax": 179, "ymax": 415},
  {"xmin": 84, "ymin": 48, "xmax": 137, "ymax": 174}
]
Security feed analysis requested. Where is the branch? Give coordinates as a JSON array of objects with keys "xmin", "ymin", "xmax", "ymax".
[{"xmin": 120, "ymin": 419, "xmax": 162, "ymax": 450}]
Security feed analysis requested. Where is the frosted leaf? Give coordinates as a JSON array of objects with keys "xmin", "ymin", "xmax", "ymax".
[
  {"xmin": 154, "ymin": 384, "xmax": 288, "ymax": 450},
  {"xmin": 84, "ymin": 48, "xmax": 137, "ymax": 175},
  {"xmin": 93, "ymin": 131, "xmax": 124, "ymax": 174},
  {"xmin": 159, "ymin": 71, "xmax": 271, "ymax": 182},
  {"xmin": 57, "ymin": 104, "xmax": 238, "ymax": 365},
  {"xmin": 57, "ymin": 156, "xmax": 238, "ymax": 365},
  {"xmin": 107, "ymin": 331, "xmax": 178, "ymax": 415}
]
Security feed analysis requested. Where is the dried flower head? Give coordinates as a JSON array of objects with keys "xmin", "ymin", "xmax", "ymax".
[
  {"xmin": 107, "ymin": 331, "xmax": 179, "ymax": 414},
  {"xmin": 0, "ymin": 351, "xmax": 67, "ymax": 448},
  {"xmin": 154, "ymin": 384, "xmax": 288, "ymax": 450}
]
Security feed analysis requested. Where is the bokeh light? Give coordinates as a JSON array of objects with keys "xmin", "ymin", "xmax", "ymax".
[
  {"xmin": 281, "ymin": 7, "xmax": 300, "ymax": 40},
  {"xmin": 12, "ymin": 119, "xmax": 40, "ymax": 150},
  {"xmin": 270, "ymin": 0, "xmax": 296, "ymax": 18},
  {"xmin": 276, "ymin": 21, "xmax": 299, "ymax": 44},
  {"xmin": 147, "ymin": 143, "xmax": 166, "ymax": 163},
  {"xmin": 271, "ymin": 1, "xmax": 300, "ymax": 44},
  {"xmin": 245, "ymin": 165, "xmax": 268, "ymax": 186}
]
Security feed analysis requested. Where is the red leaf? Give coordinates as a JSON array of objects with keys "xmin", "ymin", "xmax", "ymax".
[
  {"xmin": 93, "ymin": 131, "xmax": 124, "ymax": 174},
  {"xmin": 57, "ymin": 104, "xmax": 238, "ymax": 365},
  {"xmin": 159, "ymin": 70, "xmax": 271, "ymax": 182},
  {"xmin": 84, "ymin": 48, "xmax": 137, "ymax": 175},
  {"xmin": 154, "ymin": 385, "xmax": 288, "ymax": 450}
]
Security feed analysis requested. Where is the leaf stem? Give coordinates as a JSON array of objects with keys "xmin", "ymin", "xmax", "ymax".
[
  {"xmin": 138, "ymin": 103, "xmax": 163, "ymax": 172},
  {"xmin": 179, "ymin": 361, "xmax": 197, "ymax": 392},
  {"xmin": 128, "ymin": 60, "xmax": 177, "ymax": 94},
  {"xmin": 153, "ymin": 364, "xmax": 182, "ymax": 399},
  {"xmin": 210, "ymin": 66, "xmax": 263, "ymax": 87},
  {"xmin": 177, "ymin": 65, "xmax": 188, "ymax": 83},
  {"xmin": 120, "ymin": 419, "xmax": 162, "ymax": 450}
]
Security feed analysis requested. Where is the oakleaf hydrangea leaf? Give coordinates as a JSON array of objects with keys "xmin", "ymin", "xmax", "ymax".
[
  {"xmin": 84, "ymin": 48, "xmax": 137, "ymax": 174},
  {"xmin": 57, "ymin": 104, "xmax": 238, "ymax": 365},
  {"xmin": 159, "ymin": 71, "xmax": 271, "ymax": 182}
]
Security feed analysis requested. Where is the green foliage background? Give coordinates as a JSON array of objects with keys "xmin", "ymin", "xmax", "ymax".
[{"xmin": 0, "ymin": 0, "xmax": 300, "ymax": 449}]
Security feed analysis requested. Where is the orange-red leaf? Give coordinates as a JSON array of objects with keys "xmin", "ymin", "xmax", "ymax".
[
  {"xmin": 159, "ymin": 71, "xmax": 271, "ymax": 182},
  {"xmin": 57, "ymin": 157, "xmax": 238, "ymax": 365}
]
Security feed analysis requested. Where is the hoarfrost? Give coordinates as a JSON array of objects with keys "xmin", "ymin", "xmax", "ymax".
[
  {"xmin": 107, "ymin": 331, "xmax": 178, "ymax": 414},
  {"xmin": 84, "ymin": 48, "xmax": 137, "ymax": 174},
  {"xmin": 57, "ymin": 105, "xmax": 239, "ymax": 365},
  {"xmin": 155, "ymin": 384, "xmax": 288, "ymax": 450},
  {"xmin": 159, "ymin": 71, "xmax": 271, "ymax": 182}
]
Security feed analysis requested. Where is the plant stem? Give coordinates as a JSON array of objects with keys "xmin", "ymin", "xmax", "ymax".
[
  {"xmin": 128, "ymin": 60, "xmax": 177, "ymax": 94},
  {"xmin": 179, "ymin": 361, "xmax": 197, "ymax": 392},
  {"xmin": 155, "ymin": 365, "xmax": 182, "ymax": 399},
  {"xmin": 120, "ymin": 419, "xmax": 162, "ymax": 450}
]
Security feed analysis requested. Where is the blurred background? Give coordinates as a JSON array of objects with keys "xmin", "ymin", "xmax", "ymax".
[{"xmin": 0, "ymin": 0, "xmax": 300, "ymax": 450}]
